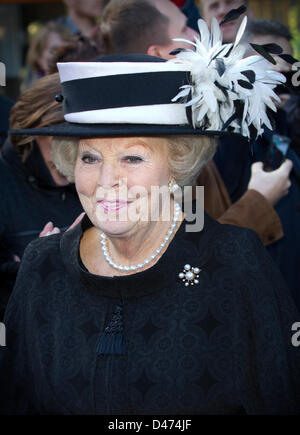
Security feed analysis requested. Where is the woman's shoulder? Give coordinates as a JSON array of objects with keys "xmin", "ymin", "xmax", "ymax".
[
  {"xmin": 5, "ymin": 233, "xmax": 67, "ymax": 320},
  {"xmin": 183, "ymin": 213, "xmax": 273, "ymax": 278},
  {"xmin": 20, "ymin": 232, "xmax": 64, "ymax": 275},
  {"xmin": 187, "ymin": 212, "xmax": 262, "ymax": 252},
  {"xmin": 20, "ymin": 222, "xmax": 81, "ymax": 278}
]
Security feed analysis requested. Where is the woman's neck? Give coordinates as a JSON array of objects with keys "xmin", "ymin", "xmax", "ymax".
[
  {"xmin": 109, "ymin": 219, "xmax": 179, "ymax": 266},
  {"xmin": 80, "ymin": 201, "xmax": 184, "ymax": 276}
]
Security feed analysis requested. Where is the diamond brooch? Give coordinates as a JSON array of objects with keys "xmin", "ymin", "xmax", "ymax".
[{"xmin": 178, "ymin": 264, "xmax": 201, "ymax": 286}]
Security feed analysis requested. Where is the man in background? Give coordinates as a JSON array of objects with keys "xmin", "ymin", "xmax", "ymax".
[
  {"xmin": 242, "ymin": 19, "xmax": 300, "ymax": 306},
  {"xmin": 101, "ymin": 0, "xmax": 198, "ymax": 59},
  {"xmin": 199, "ymin": 0, "xmax": 252, "ymax": 43}
]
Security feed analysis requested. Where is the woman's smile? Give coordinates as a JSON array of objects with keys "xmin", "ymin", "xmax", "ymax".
[{"xmin": 97, "ymin": 199, "xmax": 131, "ymax": 212}]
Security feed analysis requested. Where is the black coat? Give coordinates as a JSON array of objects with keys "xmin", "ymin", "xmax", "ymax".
[
  {"xmin": 0, "ymin": 213, "xmax": 299, "ymax": 414},
  {"xmin": 0, "ymin": 95, "xmax": 14, "ymax": 149},
  {"xmin": 0, "ymin": 139, "xmax": 83, "ymax": 319}
]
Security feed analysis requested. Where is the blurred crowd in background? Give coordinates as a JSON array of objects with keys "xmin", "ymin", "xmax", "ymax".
[{"xmin": 0, "ymin": 0, "xmax": 300, "ymax": 320}]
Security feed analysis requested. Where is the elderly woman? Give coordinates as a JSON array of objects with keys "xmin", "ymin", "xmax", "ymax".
[{"xmin": 1, "ymin": 15, "xmax": 300, "ymax": 415}]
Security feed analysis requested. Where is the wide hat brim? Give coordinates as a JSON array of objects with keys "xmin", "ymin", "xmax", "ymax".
[{"xmin": 9, "ymin": 122, "xmax": 238, "ymax": 138}]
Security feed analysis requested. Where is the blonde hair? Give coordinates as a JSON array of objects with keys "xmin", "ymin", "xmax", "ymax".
[
  {"xmin": 51, "ymin": 135, "xmax": 217, "ymax": 185},
  {"xmin": 165, "ymin": 135, "xmax": 217, "ymax": 186}
]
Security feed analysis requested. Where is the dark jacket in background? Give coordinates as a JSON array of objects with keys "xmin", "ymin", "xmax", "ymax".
[
  {"xmin": 214, "ymin": 111, "xmax": 300, "ymax": 311},
  {"xmin": 0, "ymin": 95, "xmax": 14, "ymax": 149},
  {"xmin": 285, "ymin": 95, "xmax": 300, "ymax": 158},
  {"xmin": 181, "ymin": 0, "xmax": 201, "ymax": 32},
  {"xmin": 0, "ymin": 139, "xmax": 83, "ymax": 319}
]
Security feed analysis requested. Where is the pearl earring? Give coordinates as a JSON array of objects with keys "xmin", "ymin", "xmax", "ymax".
[{"xmin": 168, "ymin": 180, "xmax": 179, "ymax": 194}]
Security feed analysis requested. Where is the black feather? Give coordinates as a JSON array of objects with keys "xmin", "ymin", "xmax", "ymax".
[
  {"xmin": 211, "ymin": 46, "xmax": 231, "ymax": 62},
  {"xmin": 215, "ymin": 58, "xmax": 226, "ymax": 77},
  {"xmin": 238, "ymin": 80, "xmax": 253, "ymax": 89},
  {"xmin": 222, "ymin": 112, "xmax": 238, "ymax": 130},
  {"xmin": 241, "ymin": 70, "xmax": 256, "ymax": 84},
  {"xmin": 185, "ymin": 89, "xmax": 193, "ymax": 126},
  {"xmin": 169, "ymin": 48, "xmax": 187, "ymax": 56},
  {"xmin": 250, "ymin": 43, "xmax": 276, "ymax": 65},
  {"xmin": 220, "ymin": 5, "xmax": 247, "ymax": 26},
  {"xmin": 215, "ymin": 81, "xmax": 229, "ymax": 98},
  {"xmin": 222, "ymin": 100, "xmax": 242, "ymax": 130},
  {"xmin": 260, "ymin": 43, "xmax": 283, "ymax": 55},
  {"xmin": 279, "ymin": 54, "xmax": 299, "ymax": 65}
]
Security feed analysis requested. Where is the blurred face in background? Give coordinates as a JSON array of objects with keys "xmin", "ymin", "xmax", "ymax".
[
  {"xmin": 200, "ymin": 0, "xmax": 247, "ymax": 43},
  {"xmin": 37, "ymin": 136, "xmax": 69, "ymax": 186},
  {"xmin": 150, "ymin": 0, "xmax": 198, "ymax": 59},
  {"xmin": 65, "ymin": 0, "xmax": 104, "ymax": 19},
  {"xmin": 38, "ymin": 32, "xmax": 66, "ymax": 74}
]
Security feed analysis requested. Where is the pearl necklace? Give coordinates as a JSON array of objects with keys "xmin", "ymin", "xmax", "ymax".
[{"xmin": 100, "ymin": 202, "xmax": 182, "ymax": 271}]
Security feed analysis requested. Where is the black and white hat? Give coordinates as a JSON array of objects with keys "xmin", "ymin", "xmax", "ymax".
[
  {"xmin": 10, "ymin": 15, "xmax": 286, "ymax": 140},
  {"xmin": 10, "ymin": 54, "xmax": 213, "ymax": 138}
]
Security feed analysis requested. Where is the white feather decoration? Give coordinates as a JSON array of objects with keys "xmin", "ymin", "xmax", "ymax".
[{"xmin": 169, "ymin": 16, "xmax": 286, "ymax": 138}]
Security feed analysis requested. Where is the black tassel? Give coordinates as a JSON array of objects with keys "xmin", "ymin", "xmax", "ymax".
[{"xmin": 96, "ymin": 305, "xmax": 126, "ymax": 355}]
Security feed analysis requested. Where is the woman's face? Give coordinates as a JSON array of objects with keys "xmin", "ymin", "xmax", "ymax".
[{"xmin": 74, "ymin": 136, "xmax": 171, "ymax": 237}]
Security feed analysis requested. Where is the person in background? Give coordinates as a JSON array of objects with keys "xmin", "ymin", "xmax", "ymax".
[
  {"xmin": 101, "ymin": 0, "xmax": 198, "ymax": 59},
  {"xmin": 0, "ymin": 73, "xmax": 83, "ymax": 320},
  {"xmin": 58, "ymin": 0, "xmax": 107, "ymax": 38},
  {"xmin": 198, "ymin": 0, "xmax": 252, "ymax": 43},
  {"xmin": 171, "ymin": 0, "xmax": 201, "ymax": 31},
  {"xmin": 247, "ymin": 20, "xmax": 300, "ymax": 308},
  {"xmin": 244, "ymin": 19, "xmax": 300, "ymax": 157},
  {"xmin": 47, "ymin": 34, "xmax": 105, "ymax": 74},
  {"xmin": 24, "ymin": 21, "xmax": 74, "ymax": 89},
  {"xmin": 100, "ymin": 0, "xmax": 290, "ymax": 249},
  {"xmin": 0, "ymin": 94, "xmax": 14, "ymax": 150},
  {"xmin": 245, "ymin": 19, "xmax": 295, "ymax": 109}
]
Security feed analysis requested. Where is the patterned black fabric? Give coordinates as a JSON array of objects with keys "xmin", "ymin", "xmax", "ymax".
[{"xmin": 0, "ymin": 214, "xmax": 299, "ymax": 414}]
